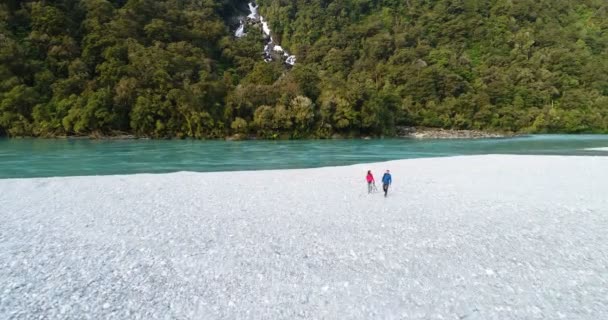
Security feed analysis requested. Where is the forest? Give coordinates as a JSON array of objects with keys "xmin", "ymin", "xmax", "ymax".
[{"xmin": 1, "ymin": 0, "xmax": 607, "ymax": 138}]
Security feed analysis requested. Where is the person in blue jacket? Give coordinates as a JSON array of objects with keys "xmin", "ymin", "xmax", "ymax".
[{"xmin": 381, "ymin": 170, "xmax": 392, "ymax": 197}]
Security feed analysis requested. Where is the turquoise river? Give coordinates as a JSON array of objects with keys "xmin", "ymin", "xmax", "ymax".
[{"xmin": 0, "ymin": 135, "xmax": 607, "ymax": 178}]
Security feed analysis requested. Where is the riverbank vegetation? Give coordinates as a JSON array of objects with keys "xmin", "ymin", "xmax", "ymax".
[{"xmin": 1, "ymin": 0, "xmax": 607, "ymax": 138}]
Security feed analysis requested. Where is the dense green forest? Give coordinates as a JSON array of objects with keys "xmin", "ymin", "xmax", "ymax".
[{"xmin": 1, "ymin": 0, "xmax": 607, "ymax": 138}]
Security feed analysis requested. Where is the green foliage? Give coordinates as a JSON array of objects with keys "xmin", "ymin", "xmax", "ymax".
[
  {"xmin": 258, "ymin": 0, "xmax": 608, "ymax": 134},
  {"xmin": 230, "ymin": 117, "xmax": 247, "ymax": 134},
  {"xmin": 0, "ymin": 0, "xmax": 607, "ymax": 138},
  {"xmin": 252, "ymin": 95, "xmax": 316, "ymax": 138}
]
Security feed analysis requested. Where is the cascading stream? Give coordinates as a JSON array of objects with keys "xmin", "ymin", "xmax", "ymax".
[
  {"xmin": 234, "ymin": 23, "xmax": 245, "ymax": 37},
  {"xmin": 234, "ymin": 2, "xmax": 296, "ymax": 66}
]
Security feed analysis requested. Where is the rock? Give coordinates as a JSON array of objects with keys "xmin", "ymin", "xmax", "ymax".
[
  {"xmin": 225, "ymin": 134, "xmax": 247, "ymax": 141},
  {"xmin": 396, "ymin": 126, "xmax": 513, "ymax": 139}
]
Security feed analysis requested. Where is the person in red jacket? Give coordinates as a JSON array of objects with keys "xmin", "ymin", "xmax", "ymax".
[{"xmin": 366, "ymin": 170, "xmax": 376, "ymax": 193}]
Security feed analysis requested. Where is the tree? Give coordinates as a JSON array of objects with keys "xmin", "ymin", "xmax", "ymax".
[
  {"xmin": 231, "ymin": 117, "xmax": 248, "ymax": 134},
  {"xmin": 1, "ymin": 0, "xmax": 607, "ymax": 138}
]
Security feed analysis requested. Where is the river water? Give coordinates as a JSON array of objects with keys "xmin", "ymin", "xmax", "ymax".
[{"xmin": 0, "ymin": 135, "xmax": 607, "ymax": 178}]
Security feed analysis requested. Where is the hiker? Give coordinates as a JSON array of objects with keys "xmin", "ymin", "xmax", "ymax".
[
  {"xmin": 381, "ymin": 170, "xmax": 392, "ymax": 197},
  {"xmin": 366, "ymin": 170, "xmax": 376, "ymax": 193}
]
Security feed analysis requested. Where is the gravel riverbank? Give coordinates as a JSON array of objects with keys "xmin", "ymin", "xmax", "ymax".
[{"xmin": 1, "ymin": 155, "xmax": 607, "ymax": 319}]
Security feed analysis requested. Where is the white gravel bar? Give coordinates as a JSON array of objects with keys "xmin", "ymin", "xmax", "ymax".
[{"xmin": 1, "ymin": 155, "xmax": 607, "ymax": 319}]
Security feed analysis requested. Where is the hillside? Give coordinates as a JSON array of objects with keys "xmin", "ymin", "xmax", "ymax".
[{"xmin": 1, "ymin": 0, "xmax": 607, "ymax": 138}]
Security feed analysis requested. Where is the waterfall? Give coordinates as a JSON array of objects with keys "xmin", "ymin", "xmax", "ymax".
[
  {"xmin": 236, "ymin": 2, "xmax": 296, "ymax": 66},
  {"xmin": 235, "ymin": 22, "xmax": 245, "ymax": 37},
  {"xmin": 285, "ymin": 55, "xmax": 296, "ymax": 65},
  {"xmin": 260, "ymin": 16, "xmax": 271, "ymax": 36},
  {"xmin": 248, "ymin": 2, "xmax": 258, "ymax": 19}
]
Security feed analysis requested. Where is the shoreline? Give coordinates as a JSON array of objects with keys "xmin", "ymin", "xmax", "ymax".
[
  {"xmin": 1, "ymin": 128, "xmax": 518, "ymax": 141},
  {"xmin": 8, "ymin": 128, "xmax": 608, "ymax": 141},
  {"xmin": 395, "ymin": 126, "xmax": 517, "ymax": 139},
  {"xmin": 0, "ymin": 153, "xmax": 594, "ymax": 180},
  {"xmin": 2, "ymin": 152, "xmax": 606, "ymax": 182}
]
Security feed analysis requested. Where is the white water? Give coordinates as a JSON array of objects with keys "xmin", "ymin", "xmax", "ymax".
[
  {"xmin": 285, "ymin": 55, "xmax": 296, "ymax": 65},
  {"xmin": 247, "ymin": 2, "xmax": 258, "ymax": 19},
  {"xmin": 260, "ymin": 17, "xmax": 271, "ymax": 36},
  {"xmin": 234, "ymin": 22, "xmax": 245, "ymax": 37},
  {"xmin": 235, "ymin": 2, "xmax": 296, "ymax": 65}
]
